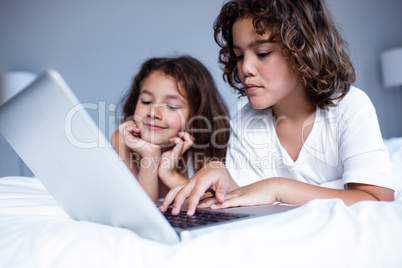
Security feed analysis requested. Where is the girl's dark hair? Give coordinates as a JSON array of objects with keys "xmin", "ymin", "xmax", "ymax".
[
  {"xmin": 121, "ymin": 56, "xmax": 230, "ymax": 171},
  {"xmin": 214, "ymin": 0, "xmax": 356, "ymax": 109}
]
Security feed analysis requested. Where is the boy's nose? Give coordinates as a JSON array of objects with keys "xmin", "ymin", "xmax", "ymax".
[{"xmin": 241, "ymin": 56, "xmax": 256, "ymax": 77}]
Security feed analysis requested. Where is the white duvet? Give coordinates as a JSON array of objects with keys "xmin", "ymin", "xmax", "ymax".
[{"xmin": 1, "ymin": 137, "xmax": 402, "ymax": 268}]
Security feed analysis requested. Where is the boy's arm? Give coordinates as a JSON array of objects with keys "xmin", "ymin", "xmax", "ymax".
[
  {"xmin": 204, "ymin": 177, "xmax": 395, "ymax": 209},
  {"xmin": 279, "ymin": 178, "xmax": 395, "ymax": 205},
  {"xmin": 160, "ymin": 160, "xmax": 395, "ymax": 214}
]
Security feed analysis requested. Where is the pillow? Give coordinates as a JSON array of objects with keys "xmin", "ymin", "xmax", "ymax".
[{"xmin": 384, "ymin": 137, "xmax": 402, "ymax": 201}]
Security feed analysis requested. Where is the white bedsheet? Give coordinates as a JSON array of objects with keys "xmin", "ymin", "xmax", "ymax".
[
  {"xmin": 0, "ymin": 175, "xmax": 401, "ymax": 268},
  {"xmin": 1, "ymin": 137, "xmax": 402, "ymax": 268}
]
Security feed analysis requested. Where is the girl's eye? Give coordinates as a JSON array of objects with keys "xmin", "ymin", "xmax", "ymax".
[
  {"xmin": 141, "ymin": 100, "xmax": 152, "ymax": 105},
  {"xmin": 167, "ymin": 104, "xmax": 179, "ymax": 110}
]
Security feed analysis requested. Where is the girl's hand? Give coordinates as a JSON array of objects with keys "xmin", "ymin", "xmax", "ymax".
[
  {"xmin": 197, "ymin": 178, "xmax": 278, "ymax": 210},
  {"xmin": 118, "ymin": 121, "xmax": 161, "ymax": 159},
  {"xmin": 158, "ymin": 132, "xmax": 194, "ymax": 187}
]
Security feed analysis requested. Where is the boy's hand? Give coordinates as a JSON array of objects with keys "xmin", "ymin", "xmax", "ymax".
[
  {"xmin": 159, "ymin": 161, "xmax": 238, "ymax": 216},
  {"xmin": 197, "ymin": 178, "xmax": 278, "ymax": 209}
]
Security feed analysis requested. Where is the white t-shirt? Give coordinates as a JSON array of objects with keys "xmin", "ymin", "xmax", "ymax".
[{"xmin": 226, "ymin": 87, "xmax": 396, "ymax": 191}]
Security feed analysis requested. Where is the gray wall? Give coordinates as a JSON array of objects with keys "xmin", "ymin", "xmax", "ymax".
[
  {"xmin": 327, "ymin": 0, "xmax": 402, "ymax": 139},
  {"xmin": 1, "ymin": 0, "xmax": 402, "ymax": 177}
]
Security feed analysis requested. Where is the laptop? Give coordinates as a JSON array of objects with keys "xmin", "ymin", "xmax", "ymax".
[{"xmin": 0, "ymin": 69, "xmax": 296, "ymax": 244}]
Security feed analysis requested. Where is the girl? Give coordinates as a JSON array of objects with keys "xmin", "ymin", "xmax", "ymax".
[
  {"xmin": 160, "ymin": 0, "xmax": 396, "ymax": 216},
  {"xmin": 111, "ymin": 56, "xmax": 230, "ymax": 203}
]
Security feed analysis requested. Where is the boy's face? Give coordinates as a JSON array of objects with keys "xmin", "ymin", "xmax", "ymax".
[
  {"xmin": 134, "ymin": 71, "xmax": 190, "ymax": 146},
  {"xmin": 232, "ymin": 18, "xmax": 305, "ymax": 111}
]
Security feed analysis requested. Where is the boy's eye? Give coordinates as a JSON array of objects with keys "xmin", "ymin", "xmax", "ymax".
[
  {"xmin": 257, "ymin": 52, "xmax": 271, "ymax": 57},
  {"xmin": 234, "ymin": 54, "xmax": 244, "ymax": 61}
]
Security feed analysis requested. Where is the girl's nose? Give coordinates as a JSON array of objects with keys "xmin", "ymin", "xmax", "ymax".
[{"xmin": 148, "ymin": 104, "xmax": 163, "ymax": 119}]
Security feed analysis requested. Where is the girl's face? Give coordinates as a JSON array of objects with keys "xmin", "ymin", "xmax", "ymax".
[
  {"xmin": 232, "ymin": 18, "xmax": 305, "ymax": 110},
  {"xmin": 134, "ymin": 71, "xmax": 190, "ymax": 146}
]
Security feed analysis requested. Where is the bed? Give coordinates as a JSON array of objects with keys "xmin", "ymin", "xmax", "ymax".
[{"xmin": 1, "ymin": 138, "xmax": 402, "ymax": 268}]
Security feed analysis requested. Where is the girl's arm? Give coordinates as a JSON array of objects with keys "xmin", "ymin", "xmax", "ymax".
[
  {"xmin": 135, "ymin": 153, "xmax": 160, "ymax": 203},
  {"xmin": 111, "ymin": 130, "xmax": 136, "ymax": 172},
  {"xmin": 111, "ymin": 127, "xmax": 160, "ymax": 203},
  {"xmin": 158, "ymin": 132, "xmax": 194, "ymax": 189},
  {"xmin": 159, "ymin": 171, "xmax": 188, "ymax": 189}
]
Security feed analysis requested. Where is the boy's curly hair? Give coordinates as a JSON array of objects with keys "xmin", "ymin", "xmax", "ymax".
[{"xmin": 214, "ymin": 0, "xmax": 356, "ymax": 109}]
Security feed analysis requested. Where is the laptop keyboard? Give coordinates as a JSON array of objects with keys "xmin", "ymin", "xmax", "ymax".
[{"xmin": 162, "ymin": 208, "xmax": 250, "ymax": 229}]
